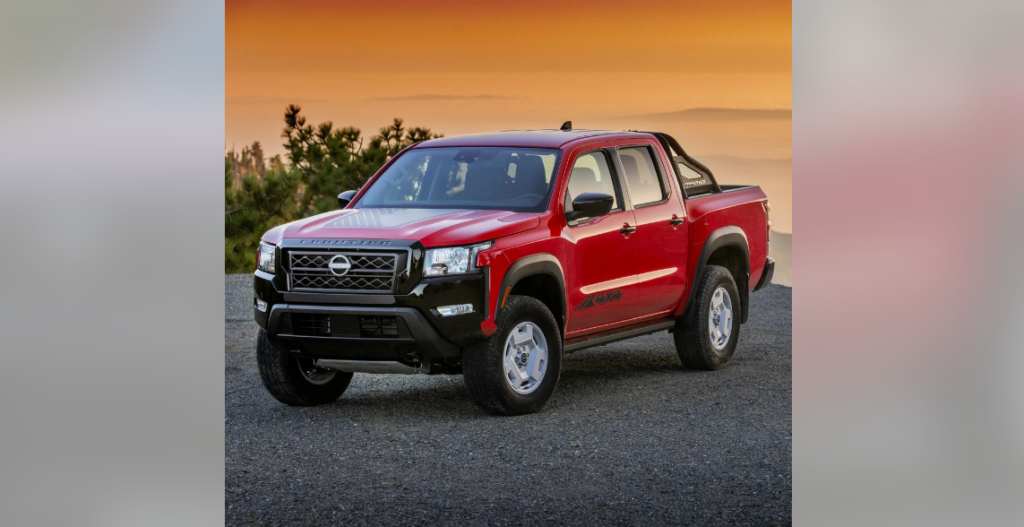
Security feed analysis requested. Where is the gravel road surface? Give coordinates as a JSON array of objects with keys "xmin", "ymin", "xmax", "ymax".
[{"xmin": 225, "ymin": 275, "xmax": 792, "ymax": 526}]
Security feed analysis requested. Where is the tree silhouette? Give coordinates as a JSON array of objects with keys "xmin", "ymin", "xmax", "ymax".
[
  {"xmin": 224, "ymin": 151, "xmax": 301, "ymax": 273},
  {"xmin": 223, "ymin": 106, "xmax": 443, "ymax": 273},
  {"xmin": 283, "ymin": 105, "xmax": 441, "ymax": 215}
]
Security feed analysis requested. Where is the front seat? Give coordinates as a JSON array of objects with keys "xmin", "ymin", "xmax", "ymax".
[
  {"xmin": 513, "ymin": 155, "xmax": 549, "ymax": 201},
  {"xmin": 461, "ymin": 163, "xmax": 500, "ymax": 201}
]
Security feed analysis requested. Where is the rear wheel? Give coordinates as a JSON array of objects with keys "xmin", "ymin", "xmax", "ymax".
[
  {"xmin": 462, "ymin": 295, "xmax": 562, "ymax": 415},
  {"xmin": 674, "ymin": 265, "xmax": 741, "ymax": 370},
  {"xmin": 255, "ymin": 329, "xmax": 353, "ymax": 406}
]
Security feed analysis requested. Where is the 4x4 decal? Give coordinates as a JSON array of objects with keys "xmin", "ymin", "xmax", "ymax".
[{"xmin": 575, "ymin": 289, "xmax": 623, "ymax": 311}]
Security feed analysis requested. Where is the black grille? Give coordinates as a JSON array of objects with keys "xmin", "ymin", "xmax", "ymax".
[
  {"xmin": 292, "ymin": 275, "xmax": 394, "ymax": 290},
  {"xmin": 292, "ymin": 313, "xmax": 331, "ymax": 336},
  {"xmin": 287, "ymin": 314, "xmax": 400, "ymax": 338},
  {"xmin": 359, "ymin": 316, "xmax": 399, "ymax": 338},
  {"xmin": 288, "ymin": 251, "xmax": 398, "ymax": 293}
]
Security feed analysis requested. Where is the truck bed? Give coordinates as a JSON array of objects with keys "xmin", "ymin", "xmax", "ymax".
[{"xmin": 683, "ymin": 184, "xmax": 771, "ymax": 297}]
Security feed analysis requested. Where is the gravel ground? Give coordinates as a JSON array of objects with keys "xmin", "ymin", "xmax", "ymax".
[{"xmin": 225, "ymin": 275, "xmax": 792, "ymax": 526}]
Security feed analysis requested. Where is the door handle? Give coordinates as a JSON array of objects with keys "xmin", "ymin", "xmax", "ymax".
[
  {"xmin": 669, "ymin": 215, "xmax": 684, "ymax": 226},
  {"xmin": 619, "ymin": 223, "xmax": 637, "ymax": 236}
]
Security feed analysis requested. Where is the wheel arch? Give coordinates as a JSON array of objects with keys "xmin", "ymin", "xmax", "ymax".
[
  {"xmin": 496, "ymin": 254, "xmax": 567, "ymax": 335},
  {"xmin": 683, "ymin": 226, "xmax": 751, "ymax": 324}
]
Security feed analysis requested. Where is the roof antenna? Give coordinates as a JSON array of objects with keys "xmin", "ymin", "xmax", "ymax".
[{"xmin": 560, "ymin": 121, "xmax": 572, "ymax": 131}]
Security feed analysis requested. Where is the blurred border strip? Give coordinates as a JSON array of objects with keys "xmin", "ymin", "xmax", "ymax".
[
  {"xmin": 0, "ymin": 1, "xmax": 224, "ymax": 526},
  {"xmin": 794, "ymin": 0, "xmax": 1024, "ymax": 525}
]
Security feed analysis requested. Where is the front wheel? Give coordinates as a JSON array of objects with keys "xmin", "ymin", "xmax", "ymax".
[
  {"xmin": 462, "ymin": 295, "xmax": 562, "ymax": 415},
  {"xmin": 255, "ymin": 329, "xmax": 354, "ymax": 406},
  {"xmin": 674, "ymin": 265, "xmax": 741, "ymax": 370}
]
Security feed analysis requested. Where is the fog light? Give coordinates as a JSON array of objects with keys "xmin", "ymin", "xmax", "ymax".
[
  {"xmin": 437, "ymin": 303, "xmax": 473, "ymax": 317},
  {"xmin": 255, "ymin": 299, "xmax": 268, "ymax": 312}
]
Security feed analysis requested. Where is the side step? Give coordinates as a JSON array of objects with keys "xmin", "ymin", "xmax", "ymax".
[
  {"xmin": 563, "ymin": 320, "xmax": 676, "ymax": 353},
  {"xmin": 315, "ymin": 359, "xmax": 430, "ymax": 374}
]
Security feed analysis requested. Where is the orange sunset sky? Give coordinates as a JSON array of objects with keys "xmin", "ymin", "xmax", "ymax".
[{"xmin": 227, "ymin": 0, "xmax": 792, "ymax": 232}]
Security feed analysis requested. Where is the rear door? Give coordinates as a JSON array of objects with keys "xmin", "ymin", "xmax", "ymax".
[
  {"xmin": 561, "ymin": 148, "xmax": 639, "ymax": 334},
  {"xmin": 614, "ymin": 143, "xmax": 688, "ymax": 316}
]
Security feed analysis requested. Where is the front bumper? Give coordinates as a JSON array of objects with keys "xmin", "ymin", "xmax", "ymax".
[
  {"xmin": 254, "ymin": 269, "xmax": 489, "ymax": 365},
  {"xmin": 753, "ymin": 257, "xmax": 775, "ymax": 292}
]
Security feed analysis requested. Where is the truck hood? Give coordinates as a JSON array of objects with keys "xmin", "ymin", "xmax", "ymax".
[{"xmin": 270, "ymin": 208, "xmax": 541, "ymax": 247}]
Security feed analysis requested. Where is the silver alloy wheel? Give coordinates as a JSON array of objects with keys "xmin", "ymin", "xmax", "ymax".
[
  {"xmin": 708, "ymin": 286, "xmax": 734, "ymax": 351},
  {"xmin": 502, "ymin": 321, "xmax": 549, "ymax": 395},
  {"xmin": 296, "ymin": 357, "xmax": 338, "ymax": 385}
]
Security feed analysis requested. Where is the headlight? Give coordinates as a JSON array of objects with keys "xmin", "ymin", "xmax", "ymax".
[
  {"xmin": 257, "ymin": 242, "xmax": 276, "ymax": 273},
  {"xmin": 424, "ymin": 242, "xmax": 491, "ymax": 277}
]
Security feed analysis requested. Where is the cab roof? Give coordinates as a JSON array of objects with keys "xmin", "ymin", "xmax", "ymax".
[{"xmin": 412, "ymin": 129, "xmax": 652, "ymax": 150}]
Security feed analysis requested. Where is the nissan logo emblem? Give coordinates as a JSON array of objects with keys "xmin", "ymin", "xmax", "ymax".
[{"xmin": 327, "ymin": 254, "xmax": 352, "ymax": 276}]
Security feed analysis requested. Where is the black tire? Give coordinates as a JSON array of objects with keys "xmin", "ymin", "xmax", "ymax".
[
  {"xmin": 462, "ymin": 295, "xmax": 562, "ymax": 416},
  {"xmin": 674, "ymin": 265, "xmax": 742, "ymax": 370},
  {"xmin": 255, "ymin": 329, "xmax": 353, "ymax": 406}
]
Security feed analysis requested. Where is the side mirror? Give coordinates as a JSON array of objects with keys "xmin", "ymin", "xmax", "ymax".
[
  {"xmin": 337, "ymin": 190, "xmax": 358, "ymax": 209},
  {"xmin": 566, "ymin": 192, "xmax": 614, "ymax": 222}
]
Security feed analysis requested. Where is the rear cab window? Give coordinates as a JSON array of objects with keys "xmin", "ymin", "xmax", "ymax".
[{"xmin": 617, "ymin": 145, "xmax": 667, "ymax": 207}]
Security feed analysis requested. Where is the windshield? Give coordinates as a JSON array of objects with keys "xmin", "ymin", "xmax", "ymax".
[{"xmin": 355, "ymin": 147, "xmax": 561, "ymax": 212}]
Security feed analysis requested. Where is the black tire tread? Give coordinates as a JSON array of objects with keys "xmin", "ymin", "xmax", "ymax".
[
  {"xmin": 462, "ymin": 295, "xmax": 562, "ymax": 416},
  {"xmin": 256, "ymin": 329, "xmax": 353, "ymax": 406},
  {"xmin": 674, "ymin": 265, "xmax": 741, "ymax": 370}
]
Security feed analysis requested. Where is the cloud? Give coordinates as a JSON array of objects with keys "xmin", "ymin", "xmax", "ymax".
[
  {"xmin": 366, "ymin": 94, "xmax": 514, "ymax": 102},
  {"xmin": 615, "ymin": 108, "xmax": 792, "ymax": 121},
  {"xmin": 226, "ymin": 96, "xmax": 326, "ymax": 105}
]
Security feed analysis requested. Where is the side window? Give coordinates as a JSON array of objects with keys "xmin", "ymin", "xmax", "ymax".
[
  {"xmin": 566, "ymin": 151, "xmax": 619, "ymax": 211},
  {"xmin": 618, "ymin": 146, "xmax": 667, "ymax": 206}
]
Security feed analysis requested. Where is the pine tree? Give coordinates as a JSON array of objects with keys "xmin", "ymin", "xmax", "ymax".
[
  {"xmin": 224, "ymin": 151, "xmax": 301, "ymax": 273},
  {"xmin": 283, "ymin": 105, "xmax": 442, "ymax": 216},
  {"xmin": 224, "ymin": 106, "xmax": 442, "ymax": 273}
]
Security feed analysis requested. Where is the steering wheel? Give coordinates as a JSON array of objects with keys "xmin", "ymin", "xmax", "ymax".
[{"xmin": 518, "ymin": 193, "xmax": 544, "ymax": 202}]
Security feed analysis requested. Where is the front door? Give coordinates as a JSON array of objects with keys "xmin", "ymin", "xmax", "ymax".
[{"xmin": 562, "ymin": 149, "xmax": 639, "ymax": 334}]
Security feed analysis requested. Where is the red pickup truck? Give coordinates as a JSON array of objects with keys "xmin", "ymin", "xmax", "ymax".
[{"xmin": 253, "ymin": 126, "xmax": 773, "ymax": 415}]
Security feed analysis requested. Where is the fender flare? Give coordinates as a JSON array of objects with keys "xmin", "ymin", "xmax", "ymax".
[
  {"xmin": 495, "ymin": 253, "xmax": 567, "ymax": 328},
  {"xmin": 683, "ymin": 226, "xmax": 751, "ymax": 324}
]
